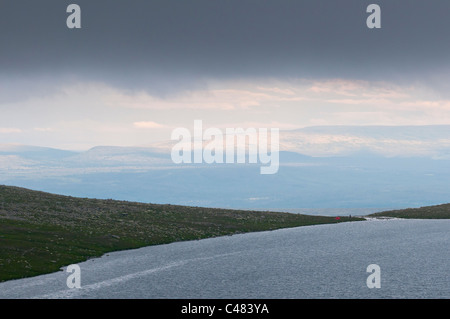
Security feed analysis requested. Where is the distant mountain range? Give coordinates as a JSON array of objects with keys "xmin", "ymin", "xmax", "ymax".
[
  {"xmin": 1, "ymin": 125, "xmax": 449, "ymax": 209},
  {"xmin": 146, "ymin": 125, "xmax": 450, "ymax": 158}
]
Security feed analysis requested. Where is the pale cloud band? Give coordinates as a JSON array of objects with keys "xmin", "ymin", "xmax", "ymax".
[
  {"xmin": 1, "ymin": 77, "xmax": 450, "ymax": 150},
  {"xmin": 0, "ymin": 128, "xmax": 22, "ymax": 134},
  {"xmin": 133, "ymin": 121, "xmax": 167, "ymax": 129}
]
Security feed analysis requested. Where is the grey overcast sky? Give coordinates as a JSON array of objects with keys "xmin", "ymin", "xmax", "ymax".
[{"xmin": 1, "ymin": 1, "xmax": 450, "ymax": 149}]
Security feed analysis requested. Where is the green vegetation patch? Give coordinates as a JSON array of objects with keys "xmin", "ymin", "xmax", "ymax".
[
  {"xmin": 368, "ymin": 204, "xmax": 450, "ymax": 219},
  {"xmin": 0, "ymin": 185, "xmax": 363, "ymax": 282}
]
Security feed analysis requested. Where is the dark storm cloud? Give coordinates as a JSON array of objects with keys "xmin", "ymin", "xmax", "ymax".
[{"xmin": 1, "ymin": 0, "xmax": 450, "ymax": 95}]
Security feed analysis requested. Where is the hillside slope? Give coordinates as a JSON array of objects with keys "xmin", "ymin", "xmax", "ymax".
[
  {"xmin": 368, "ymin": 204, "xmax": 450, "ymax": 219},
  {"xmin": 0, "ymin": 185, "xmax": 361, "ymax": 282}
]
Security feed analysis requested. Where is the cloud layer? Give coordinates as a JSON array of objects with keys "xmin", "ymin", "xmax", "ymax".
[{"xmin": 1, "ymin": 1, "xmax": 450, "ymax": 150}]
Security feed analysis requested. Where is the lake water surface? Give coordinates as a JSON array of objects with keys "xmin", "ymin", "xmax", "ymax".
[{"xmin": 0, "ymin": 219, "xmax": 448, "ymax": 299}]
